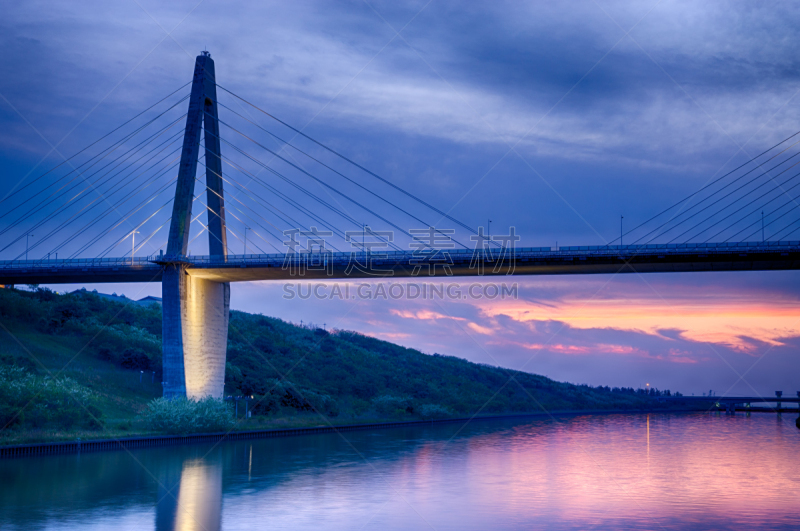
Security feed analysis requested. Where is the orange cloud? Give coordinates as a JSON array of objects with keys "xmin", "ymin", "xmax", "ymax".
[
  {"xmin": 510, "ymin": 340, "xmax": 698, "ymax": 363},
  {"xmin": 390, "ymin": 309, "xmax": 465, "ymax": 321},
  {"xmin": 373, "ymin": 332, "xmax": 411, "ymax": 340},
  {"xmin": 520, "ymin": 342, "xmax": 648, "ymax": 357},
  {"xmin": 479, "ymin": 295, "xmax": 800, "ymax": 354},
  {"xmin": 467, "ymin": 322, "xmax": 494, "ymax": 335}
]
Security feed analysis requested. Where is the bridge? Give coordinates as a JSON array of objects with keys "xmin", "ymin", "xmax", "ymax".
[
  {"xmin": 664, "ymin": 392, "xmax": 800, "ymax": 415},
  {"xmin": 2, "ymin": 241, "xmax": 800, "ymax": 284},
  {"xmin": 3, "ymin": 52, "xmax": 800, "ymax": 400}
]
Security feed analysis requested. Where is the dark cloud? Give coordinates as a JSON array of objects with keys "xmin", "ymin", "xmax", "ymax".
[{"xmin": 3, "ymin": 1, "xmax": 800, "ymax": 395}]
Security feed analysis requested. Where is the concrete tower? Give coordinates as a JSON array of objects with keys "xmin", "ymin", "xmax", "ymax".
[{"xmin": 162, "ymin": 51, "xmax": 230, "ymax": 399}]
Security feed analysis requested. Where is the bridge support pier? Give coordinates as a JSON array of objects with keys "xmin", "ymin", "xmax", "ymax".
[
  {"xmin": 161, "ymin": 51, "xmax": 230, "ymax": 400},
  {"xmin": 162, "ymin": 265, "xmax": 229, "ymax": 399}
]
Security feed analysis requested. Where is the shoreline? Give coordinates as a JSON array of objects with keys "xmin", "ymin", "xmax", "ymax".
[{"xmin": 0, "ymin": 407, "xmax": 714, "ymax": 458}]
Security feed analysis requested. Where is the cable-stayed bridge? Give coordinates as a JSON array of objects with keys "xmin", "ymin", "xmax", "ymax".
[
  {"xmin": 1, "ymin": 242, "xmax": 799, "ymax": 285},
  {"xmin": 2, "ymin": 52, "xmax": 800, "ymax": 399}
]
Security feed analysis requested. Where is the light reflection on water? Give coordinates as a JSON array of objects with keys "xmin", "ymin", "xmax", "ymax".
[{"xmin": 0, "ymin": 413, "xmax": 798, "ymax": 530}]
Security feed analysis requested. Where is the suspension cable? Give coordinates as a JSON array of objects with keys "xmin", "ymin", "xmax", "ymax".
[
  {"xmin": 213, "ymin": 153, "xmax": 350, "ymax": 243},
  {"xmin": 40, "ymin": 158, "xmax": 182, "ymax": 258},
  {"xmin": 198, "ymin": 157, "xmax": 342, "ymax": 251},
  {"xmin": 209, "ymin": 132, "xmax": 402, "ymax": 250},
  {"xmin": 1, "ymin": 84, "xmax": 190, "ymax": 205},
  {"xmin": 635, "ymin": 145, "xmax": 800, "ymax": 244},
  {"xmin": 197, "ymin": 167, "xmax": 299, "ymax": 251},
  {"xmin": 216, "ymin": 84, "xmax": 502, "ymax": 245},
  {"xmin": 0, "ymin": 115, "xmax": 186, "ymax": 237},
  {"xmin": 664, "ymin": 160, "xmax": 800, "ymax": 243},
  {"xmin": 209, "ymin": 125, "xmax": 426, "ymax": 251},
  {"xmin": 208, "ymin": 105, "xmax": 470, "ymax": 249},
  {"xmin": 3, "ymin": 137, "xmax": 184, "ymax": 255}
]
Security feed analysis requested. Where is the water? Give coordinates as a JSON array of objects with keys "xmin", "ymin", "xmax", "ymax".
[{"xmin": 1, "ymin": 413, "xmax": 798, "ymax": 530}]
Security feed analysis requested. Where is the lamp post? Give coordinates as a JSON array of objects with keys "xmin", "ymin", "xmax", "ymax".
[
  {"xmin": 244, "ymin": 227, "xmax": 250, "ymax": 255},
  {"xmin": 26, "ymin": 233, "xmax": 34, "ymax": 261},
  {"xmin": 131, "ymin": 229, "xmax": 139, "ymax": 265},
  {"xmin": 620, "ymin": 216, "xmax": 624, "ymax": 246}
]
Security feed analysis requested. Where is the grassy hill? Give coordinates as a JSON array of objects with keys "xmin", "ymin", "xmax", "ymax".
[{"xmin": 0, "ymin": 287, "xmax": 678, "ymax": 443}]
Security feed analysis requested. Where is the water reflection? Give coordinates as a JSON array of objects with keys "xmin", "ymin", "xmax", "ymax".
[
  {"xmin": 0, "ymin": 413, "xmax": 798, "ymax": 530},
  {"xmin": 156, "ymin": 454, "xmax": 222, "ymax": 531}
]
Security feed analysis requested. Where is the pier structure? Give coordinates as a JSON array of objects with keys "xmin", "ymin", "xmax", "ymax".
[{"xmin": 161, "ymin": 51, "xmax": 229, "ymax": 399}]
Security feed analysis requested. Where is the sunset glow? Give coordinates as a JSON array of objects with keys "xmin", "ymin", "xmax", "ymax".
[{"xmin": 480, "ymin": 296, "xmax": 800, "ymax": 353}]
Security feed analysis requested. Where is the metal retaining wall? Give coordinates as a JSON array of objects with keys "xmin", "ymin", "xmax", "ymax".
[{"xmin": 0, "ymin": 409, "xmax": 702, "ymax": 458}]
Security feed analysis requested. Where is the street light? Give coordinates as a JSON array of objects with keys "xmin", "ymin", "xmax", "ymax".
[
  {"xmin": 26, "ymin": 233, "xmax": 34, "ymax": 261},
  {"xmin": 130, "ymin": 229, "xmax": 140, "ymax": 265},
  {"xmin": 244, "ymin": 227, "xmax": 250, "ymax": 255}
]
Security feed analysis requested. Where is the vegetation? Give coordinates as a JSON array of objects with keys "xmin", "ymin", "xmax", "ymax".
[
  {"xmin": 0, "ymin": 365, "xmax": 104, "ymax": 430},
  {"xmin": 0, "ymin": 286, "xmax": 679, "ymax": 444},
  {"xmin": 136, "ymin": 397, "xmax": 235, "ymax": 434}
]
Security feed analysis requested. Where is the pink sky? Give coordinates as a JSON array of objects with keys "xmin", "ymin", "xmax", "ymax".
[{"xmin": 231, "ymin": 271, "xmax": 800, "ymax": 397}]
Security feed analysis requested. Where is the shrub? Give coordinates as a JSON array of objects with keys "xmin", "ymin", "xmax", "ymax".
[
  {"xmin": 418, "ymin": 403, "xmax": 453, "ymax": 420},
  {"xmin": 251, "ymin": 393, "xmax": 281, "ymax": 416},
  {"xmin": 303, "ymin": 389, "xmax": 339, "ymax": 417},
  {"xmin": 137, "ymin": 397, "xmax": 235, "ymax": 434},
  {"xmin": 0, "ymin": 365, "xmax": 103, "ymax": 430},
  {"xmin": 372, "ymin": 395, "xmax": 412, "ymax": 416},
  {"xmin": 121, "ymin": 348, "xmax": 150, "ymax": 370},
  {"xmin": 0, "ymin": 404, "xmax": 23, "ymax": 429}
]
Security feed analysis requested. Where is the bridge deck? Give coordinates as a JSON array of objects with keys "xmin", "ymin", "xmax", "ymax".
[
  {"xmin": 663, "ymin": 396, "xmax": 800, "ymax": 403},
  {"xmin": 2, "ymin": 242, "xmax": 800, "ymax": 284}
]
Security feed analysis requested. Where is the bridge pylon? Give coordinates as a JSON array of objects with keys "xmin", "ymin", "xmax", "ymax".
[{"xmin": 162, "ymin": 51, "xmax": 230, "ymax": 400}]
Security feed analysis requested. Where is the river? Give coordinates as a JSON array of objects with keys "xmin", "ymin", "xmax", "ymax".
[{"xmin": 0, "ymin": 413, "xmax": 797, "ymax": 530}]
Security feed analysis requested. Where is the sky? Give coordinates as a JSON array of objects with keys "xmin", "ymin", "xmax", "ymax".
[{"xmin": 1, "ymin": 0, "xmax": 800, "ymax": 396}]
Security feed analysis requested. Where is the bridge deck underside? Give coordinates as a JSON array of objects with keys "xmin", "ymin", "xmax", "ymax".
[{"xmin": 2, "ymin": 249, "xmax": 800, "ymax": 284}]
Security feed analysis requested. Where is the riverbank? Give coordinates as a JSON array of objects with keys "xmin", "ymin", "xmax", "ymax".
[
  {"xmin": 1, "ymin": 287, "xmax": 685, "ymax": 447},
  {"xmin": 0, "ymin": 407, "xmax": 710, "ymax": 458}
]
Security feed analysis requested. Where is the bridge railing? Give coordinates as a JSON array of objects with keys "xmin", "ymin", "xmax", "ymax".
[
  {"xmin": 2, "ymin": 241, "xmax": 799, "ymax": 270},
  {"xmin": 0, "ymin": 256, "xmax": 159, "ymax": 269},
  {"xmin": 183, "ymin": 240, "xmax": 800, "ymax": 266},
  {"xmin": 558, "ymin": 241, "xmax": 800, "ymax": 251}
]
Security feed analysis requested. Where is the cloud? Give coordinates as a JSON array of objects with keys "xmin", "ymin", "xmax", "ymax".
[
  {"xmin": 389, "ymin": 308, "xmax": 465, "ymax": 321},
  {"xmin": 372, "ymin": 332, "xmax": 411, "ymax": 340},
  {"xmin": 519, "ymin": 341, "xmax": 649, "ymax": 358},
  {"xmin": 6, "ymin": 0, "xmax": 800, "ymax": 171},
  {"xmin": 467, "ymin": 322, "xmax": 494, "ymax": 335},
  {"xmin": 477, "ymin": 278, "xmax": 800, "ymax": 354},
  {"xmin": 11, "ymin": 2, "xmax": 800, "ymax": 396}
]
